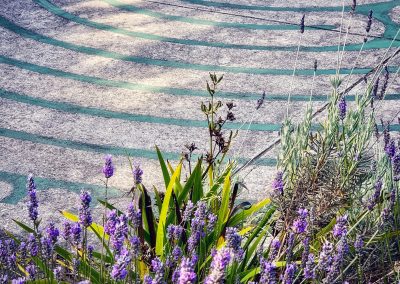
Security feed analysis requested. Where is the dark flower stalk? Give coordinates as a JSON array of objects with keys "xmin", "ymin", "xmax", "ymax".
[
  {"xmin": 393, "ymin": 154, "xmax": 400, "ymax": 181},
  {"xmin": 366, "ymin": 10, "xmax": 373, "ymax": 33},
  {"xmin": 379, "ymin": 66, "xmax": 389, "ymax": 100}
]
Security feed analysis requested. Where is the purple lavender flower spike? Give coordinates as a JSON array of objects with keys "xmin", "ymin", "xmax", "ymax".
[
  {"xmin": 105, "ymin": 210, "xmax": 118, "ymax": 235},
  {"xmin": 25, "ymin": 264, "xmax": 36, "ymax": 279},
  {"xmin": 11, "ymin": 278, "xmax": 25, "ymax": 284},
  {"xmin": 385, "ymin": 139, "xmax": 396, "ymax": 159},
  {"xmin": 177, "ymin": 257, "xmax": 197, "ymax": 284},
  {"xmin": 272, "ymin": 172, "xmax": 284, "ymax": 195},
  {"xmin": 367, "ymin": 180, "xmax": 382, "ymax": 210},
  {"xmin": 326, "ymin": 236, "xmax": 348, "ymax": 282},
  {"xmin": 259, "ymin": 258, "xmax": 277, "ymax": 284},
  {"xmin": 133, "ymin": 163, "xmax": 143, "ymax": 185},
  {"xmin": 225, "ymin": 227, "xmax": 244, "ymax": 261},
  {"xmin": 41, "ymin": 236, "xmax": 54, "ymax": 259},
  {"xmin": 354, "ymin": 235, "xmax": 363, "ymax": 253},
  {"xmin": 304, "ymin": 253, "xmax": 316, "ymax": 279},
  {"xmin": 301, "ymin": 237, "xmax": 310, "ymax": 268},
  {"xmin": 204, "ymin": 248, "xmax": 231, "ymax": 284},
  {"xmin": 27, "ymin": 234, "xmax": 38, "ymax": 257},
  {"xmin": 188, "ymin": 202, "xmax": 207, "ymax": 253},
  {"xmin": 151, "ymin": 257, "xmax": 166, "ymax": 284},
  {"xmin": 207, "ymin": 213, "xmax": 217, "ymax": 232},
  {"xmin": 268, "ymin": 238, "xmax": 281, "ymax": 261},
  {"xmin": 338, "ymin": 96, "xmax": 347, "ymax": 120},
  {"xmin": 282, "ymin": 263, "xmax": 297, "ymax": 284},
  {"xmin": 71, "ymin": 222, "xmax": 82, "ymax": 246},
  {"xmin": 102, "ymin": 154, "xmax": 114, "ymax": 178},
  {"xmin": 79, "ymin": 190, "xmax": 92, "ymax": 228},
  {"xmin": 286, "ymin": 233, "xmax": 295, "ymax": 262},
  {"xmin": 333, "ymin": 215, "xmax": 348, "ymax": 238},
  {"xmin": 167, "ymin": 225, "xmax": 184, "ymax": 242},
  {"xmin": 111, "ymin": 214, "xmax": 128, "ymax": 254},
  {"xmin": 46, "ymin": 222, "xmax": 59, "ymax": 244},
  {"xmin": 26, "ymin": 174, "xmax": 39, "ymax": 223},
  {"xmin": 183, "ymin": 200, "xmax": 194, "ymax": 222},
  {"xmin": 292, "ymin": 208, "xmax": 308, "ymax": 234},
  {"xmin": 62, "ymin": 221, "xmax": 72, "ymax": 241},
  {"xmin": 318, "ymin": 241, "xmax": 334, "ymax": 273},
  {"xmin": 53, "ymin": 266, "xmax": 62, "ymax": 281},
  {"xmin": 130, "ymin": 236, "xmax": 140, "ymax": 258},
  {"xmin": 127, "ymin": 202, "xmax": 141, "ymax": 229},
  {"xmin": 111, "ymin": 248, "xmax": 132, "ymax": 280}
]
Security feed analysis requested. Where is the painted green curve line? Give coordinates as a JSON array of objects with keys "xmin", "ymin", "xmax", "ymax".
[
  {"xmin": 0, "ymin": 88, "xmax": 283, "ymax": 132},
  {"xmin": 3, "ymin": 88, "xmax": 400, "ymax": 136},
  {"xmin": 34, "ymin": 0, "xmax": 399, "ymax": 52},
  {"xmin": 1, "ymin": 55, "xmax": 400, "ymax": 105},
  {"xmin": 180, "ymin": 0, "xmax": 400, "ymax": 48},
  {"xmin": 2, "ymin": 16, "xmax": 398, "ymax": 78},
  {"xmin": 0, "ymin": 127, "xmax": 277, "ymax": 167},
  {"xmin": 101, "ymin": 0, "xmax": 336, "ymax": 31},
  {"xmin": 0, "ymin": 170, "xmax": 121, "ymax": 205}
]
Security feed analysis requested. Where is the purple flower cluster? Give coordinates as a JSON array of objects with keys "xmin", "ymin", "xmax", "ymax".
[
  {"xmin": 71, "ymin": 222, "xmax": 82, "ymax": 246},
  {"xmin": 102, "ymin": 154, "xmax": 114, "ymax": 178},
  {"xmin": 225, "ymin": 227, "xmax": 244, "ymax": 260},
  {"xmin": 268, "ymin": 238, "xmax": 281, "ymax": 261},
  {"xmin": 272, "ymin": 172, "xmax": 284, "ymax": 195},
  {"xmin": 26, "ymin": 175, "xmax": 39, "ymax": 223},
  {"xmin": 204, "ymin": 248, "xmax": 231, "ymax": 284},
  {"xmin": 282, "ymin": 263, "xmax": 297, "ymax": 284},
  {"xmin": 367, "ymin": 180, "xmax": 382, "ymax": 210},
  {"xmin": 111, "ymin": 248, "xmax": 131, "ymax": 280},
  {"xmin": 110, "ymin": 214, "xmax": 128, "ymax": 254},
  {"xmin": 325, "ymin": 236, "xmax": 348, "ymax": 282},
  {"xmin": 303, "ymin": 253, "xmax": 316, "ymax": 279},
  {"xmin": 79, "ymin": 191, "xmax": 92, "ymax": 228},
  {"xmin": 259, "ymin": 258, "xmax": 277, "ymax": 284},
  {"xmin": 133, "ymin": 163, "xmax": 143, "ymax": 185},
  {"xmin": 318, "ymin": 241, "xmax": 334, "ymax": 273},
  {"xmin": 145, "ymin": 258, "xmax": 166, "ymax": 284},
  {"xmin": 385, "ymin": 139, "xmax": 396, "ymax": 159},
  {"xmin": 175, "ymin": 257, "xmax": 197, "ymax": 284},
  {"xmin": 46, "ymin": 222, "xmax": 59, "ymax": 245},
  {"xmin": 167, "ymin": 225, "xmax": 184, "ymax": 242},
  {"xmin": 127, "ymin": 202, "xmax": 141, "ymax": 229},
  {"xmin": 105, "ymin": 210, "xmax": 118, "ymax": 236},
  {"xmin": 188, "ymin": 202, "xmax": 207, "ymax": 253},
  {"xmin": 338, "ymin": 96, "xmax": 347, "ymax": 120},
  {"xmin": 333, "ymin": 215, "xmax": 348, "ymax": 238},
  {"xmin": 183, "ymin": 201, "xmax": 194, "ymax": 222},
  {"xmin": 292, "ymin": 208, "xmax": 308, "ymax": 234}
]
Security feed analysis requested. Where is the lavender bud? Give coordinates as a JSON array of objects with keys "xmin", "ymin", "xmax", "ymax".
[
  {"xmin": 366, "ymin": 10, "xmax": 373, "ymax": 33},
  {"xmin": 259, "ymin": 258, "xmax": 277, "ymax": 284},
  {"xmin": 127, "ymin": 202, "xmax": 141, "ymax": 229},
  {"xmin": 304, "ymin": 253, "xmax": 316, "ymax": 279},
  {"xmin": 292, "ymin": 208, "xmax": 308, "ymax": 234},
  {"xmin": 300, "ymin": 14, "xmax": 305, "ymax": 34},
  {"xmin": 272, "ymin": 172, "xmax": 284, "ymax": 195},
  {"xmin": 338, "ymin": 96, "xmax": 347, "ymax": 120},
  {"xmin": 393, "ymin": 154, "xmax": 400, "ymax": 181},
  {"xmin": 46, "ymin": 222, "xmax": 59, "ymax": 244},
  {"xmin": 282, "ymin": 263, "xmax": 297, "ymax": 284},
  {"xmin": 26, "ymin": 174, "xmax": 39, "ymax": 223},
  {"xmin": 379, "ymin": 66, "xmax": 389, "ymax": 100},
  {"xmin": 225, "ymin": 227, "xmax": 244, "ymax": 261},
  {"xmin": 102, "ymin": 154, "xmax": 114, "ymax": 178},
  {"xmin": 111, "ymin": 248, "xmax": 131, "ymax": 280},
  {"xmin": 133, "ymin": 163, "xmax": 143, "ymax": 185}
]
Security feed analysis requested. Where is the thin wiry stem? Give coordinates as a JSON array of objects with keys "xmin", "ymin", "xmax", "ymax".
[
  {"xmin": 285, "ymin": 35, "xmax": 302, "ymax": 118},
  {"xmin": 336, "ymin": 0, "xmax": 346, "ymax": 74}
]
